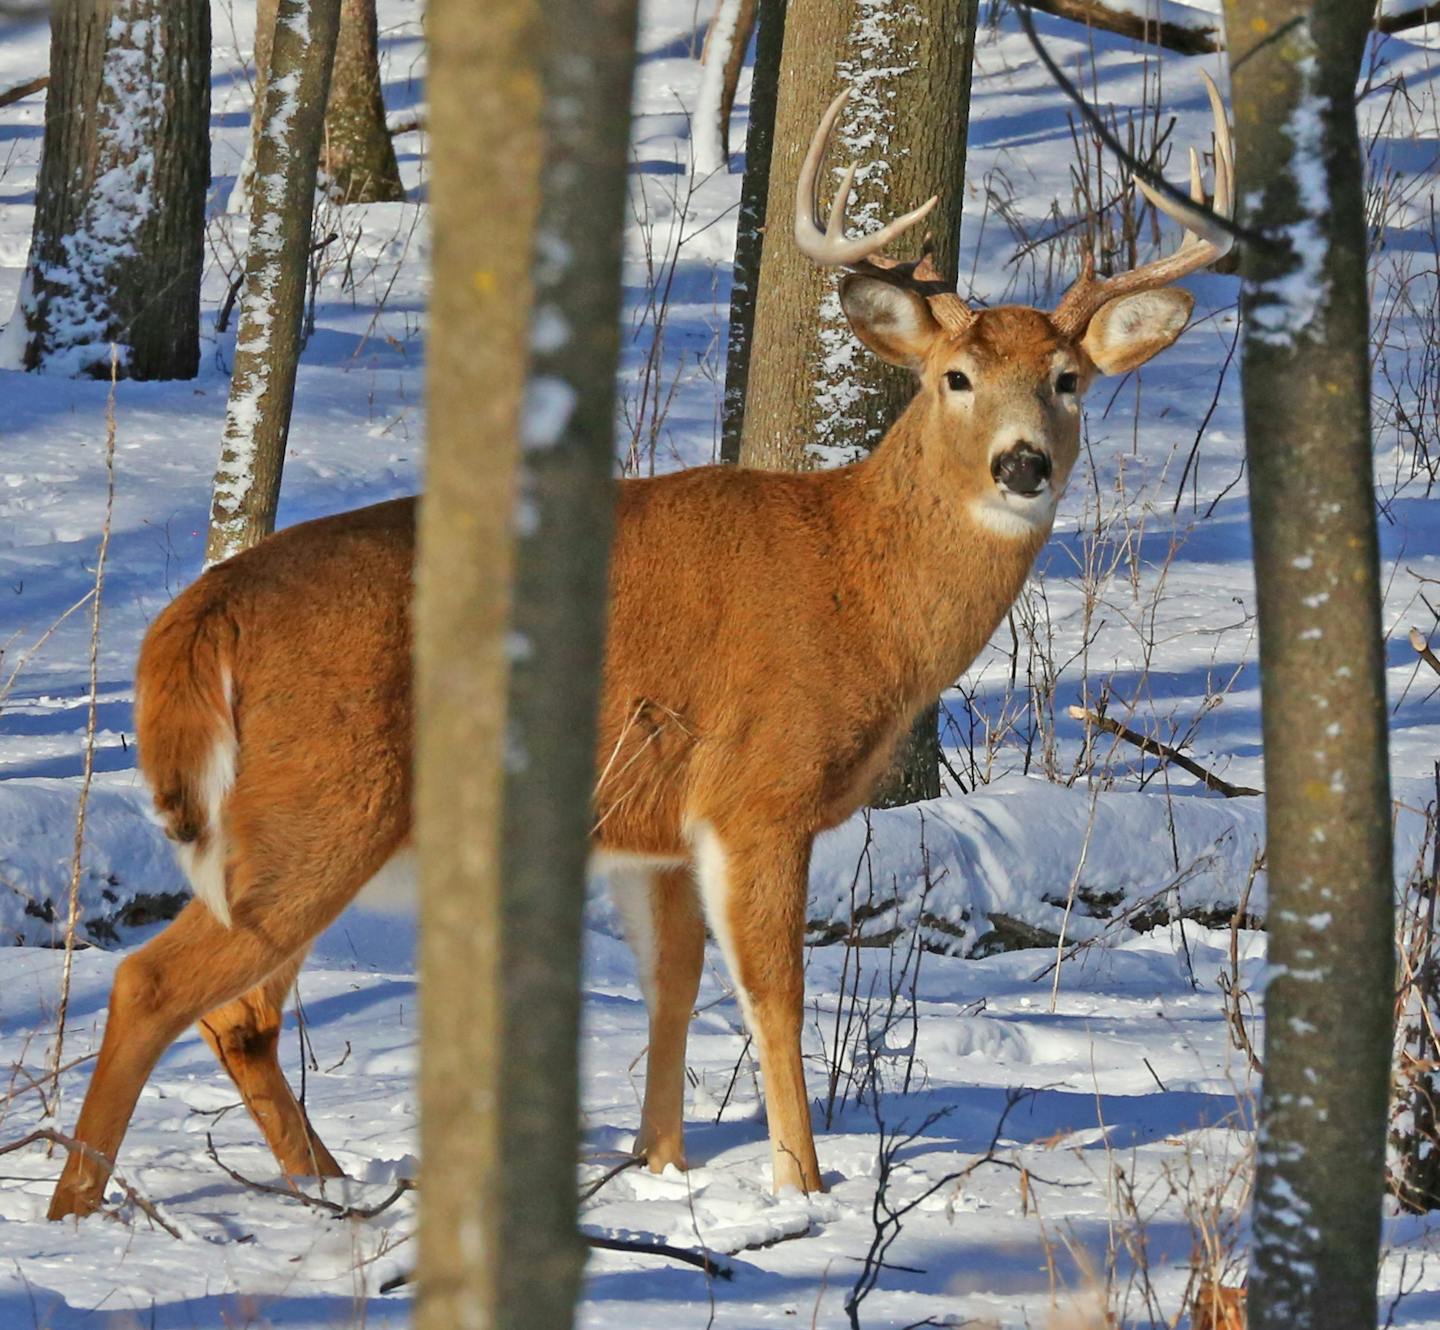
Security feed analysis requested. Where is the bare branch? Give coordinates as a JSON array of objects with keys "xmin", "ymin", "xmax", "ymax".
[
  {"xmin": 1067, "ymin": 705, "xmax": 1260, "ymax": 798},
  {"xmin": 0, "ymin": 1129, "xmax": 181, "ymax": 1238}
]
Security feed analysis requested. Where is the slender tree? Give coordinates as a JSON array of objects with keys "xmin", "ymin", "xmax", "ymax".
[
  {"xmin": 737, "ymin": 0, "xmax": 980, "ymax": 803},
  {"xmin": 1220, "ymin": 3, "xmax": 1393, "ymax": 1325},
  {"xmin": 206, "ymin": 0, "xmax": 341, "ymax": 565},
  {"xmin": 416, "ymin": 2, "xmax": 637, "ymax": 1329},
  {"xmin": 720, "ymin": 0, "xmax": 785, "ymax": 463},
  {"xmin": 11, "ymin": 0, "xmax": 209, "ymax": 379}
]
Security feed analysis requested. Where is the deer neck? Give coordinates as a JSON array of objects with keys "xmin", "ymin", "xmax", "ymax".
[{"xmin": 842, "ymin": 398, "xmax": 1051, "ymax": 708}]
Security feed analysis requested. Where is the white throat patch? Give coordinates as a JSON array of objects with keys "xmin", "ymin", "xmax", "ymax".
[{"xmin": 969, "ymin": 491, "xmax": 1058, "ymax": 540}]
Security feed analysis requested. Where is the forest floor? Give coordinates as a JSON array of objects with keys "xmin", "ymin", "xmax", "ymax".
[{"xmin": 4, "ymin": 1, "xmax": 1440, "ymax": 1326}]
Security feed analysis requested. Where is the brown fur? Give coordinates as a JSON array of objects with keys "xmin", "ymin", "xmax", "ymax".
[{"xmin": 48, "ymin": 294, "xmax": 1193, "ymax": 1218}]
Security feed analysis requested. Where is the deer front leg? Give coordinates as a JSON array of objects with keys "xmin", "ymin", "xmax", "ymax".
[{"xmin": 691, "ymin": 824, "xmax": 823, "ymax": 1194}]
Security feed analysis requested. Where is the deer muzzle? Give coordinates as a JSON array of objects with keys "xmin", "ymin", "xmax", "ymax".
[{"xmin": 990, "ymin": 444, "xmax": 1052, "ymax": 499}]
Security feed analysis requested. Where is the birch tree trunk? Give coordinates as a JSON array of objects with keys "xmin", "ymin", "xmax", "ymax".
[
  {"xmin": 11, "ymin": 0, "xmax": 209, "ymax": 380},
  {"xmin": 1220, "ymin": 4, "xmax": 1393, "ymax": 1325},
  {"xmin": 416, "ymin": 0, "xmax": 637, "ymax": 1326},
  {"xmin": 205, "ymin": 0, "xmax": 341, "ymax": 566},
  {"xmin": 321, "ymin": 0, "xmax": 405, "ymax": 202},
  {"xmin": 738, "ymin": 0, "xmax": 979, "ymax": 805}
]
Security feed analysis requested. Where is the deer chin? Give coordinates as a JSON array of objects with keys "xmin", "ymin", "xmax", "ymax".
[{"xmin": 968, "ymin": 488, "xmax": 1058, "ymax": 539}]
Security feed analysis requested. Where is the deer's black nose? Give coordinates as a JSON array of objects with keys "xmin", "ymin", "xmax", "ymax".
[{"xmin": 991, "ymin": 444, "xmax": 1052, "ymax": 497}]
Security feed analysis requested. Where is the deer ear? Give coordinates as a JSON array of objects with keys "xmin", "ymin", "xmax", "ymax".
[
  {"xmin": 839, "ymin": 275, "xmax": 941, "ymax": 369},
  {"xmin": 1080, "ymin": 287, "xmax": 1194, "ymax": 376}
]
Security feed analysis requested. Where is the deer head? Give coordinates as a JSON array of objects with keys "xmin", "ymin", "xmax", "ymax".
[{"xmin": 795, "ymin": 75, "xmax": 1234, "ymax": 538}]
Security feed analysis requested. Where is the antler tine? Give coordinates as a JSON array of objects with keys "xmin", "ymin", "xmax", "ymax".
[
  {"xmin": 1053, "ymin": 70, "xmax": 1235, "ymax": 337},
  {"xmin": 793, "ymin": 88, "xmax": 940, "ymax": 269}
]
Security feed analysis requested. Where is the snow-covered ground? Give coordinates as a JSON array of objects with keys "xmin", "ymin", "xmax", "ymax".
[{"xmin": 3, "ymin": 0, "xmax": 1440, "ymax": 1325}]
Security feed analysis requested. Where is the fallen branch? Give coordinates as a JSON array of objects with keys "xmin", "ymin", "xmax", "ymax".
[
  {"xmin": 1379, "ymin": 3, "xmax": 1440, "ymax": 35},
  {"xmin": 585, "ymin": 1231, "xmax": 734, "ymax": 1279},
  {"xmin": 204, "ymin": 1132, "xmax": 414, "ymax": 1220},
  {"xmin": 1022, "ymin": 0, "xmax": 1220, "ymax": 54},
  {"xmin": 0, "ymin": 74, "xmax": 48, "ymax": 109},
  {"xmin": 0, "ymin": 1128, "xmax": 181, "ymax": 1238},
  {"xmin": 1411, "ymin": 627, "xmax": 1440, "ymax": 679},
  {"xmin": 377, "ymin": 1229, "xmax": 733, "ymax": 1294},
  {"xmin": 1067, "ymin": 705, "xmax": 1261, "ymax": 798}
]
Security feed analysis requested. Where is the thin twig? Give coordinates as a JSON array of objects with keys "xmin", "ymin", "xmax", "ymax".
[
  {"xmin": 0, "ymin": 1053, "xmax": 96, "ymax": 1112},
  {"xmin": 0, "ymin": 1128, "xmax": 182, "ymax": 1238},
  {"xmin": 1067, "ymin": 705, "xmax": 1260, "ymax": 798},
  {"xmin": 1015, "ymin": 2, "xmax": 1267, "ymax": 251},
  {"xmin": 578, "ymin": 1152, "xmax": 643, "ymax": 1203},
  {"xmin": 204, "ymin": 1131, "xmax": 414, "ymax": 1219},
  {"xmin": 49, "ymin": 348, "xmax": 119, "ymax": 1112}
]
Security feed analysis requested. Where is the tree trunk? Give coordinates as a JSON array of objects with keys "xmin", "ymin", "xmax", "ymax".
[
  {"xmin": 719, "ymin": 0, "xmax": 785, "ymax": 464},
  {"xmin": 738, "ymin": 0, "xmax": 978, "ymax": 806},
  {"xmin": 416, "ymin": 2, "xmax": 637, "ymax": 1329},
  {"xmin": 1221, "ymin": 3, "xmax": 1393, "ymax": 1325},
  {"xmin": 415, "ymin": 0, "xmax": 540, "ymax": 1319},
  {"xmin": 12, "ymin": 0, "xmax": 209, "ymax": 380},
  {"xmin": 235, "ymin": 0, "xmax": 401, "ymax": 211},
  {"xmin": 321, "ymin": 0, "xmax": 405, "ymax": 202},
  {"xmin": 205, "ymin": 0, "xmax": 340, "ymax": 565}
]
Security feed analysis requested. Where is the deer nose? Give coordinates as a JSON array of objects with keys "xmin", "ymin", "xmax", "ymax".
[{"xmin": 990, "ymin": 444, "xmax": 1052, "ymax": 497}]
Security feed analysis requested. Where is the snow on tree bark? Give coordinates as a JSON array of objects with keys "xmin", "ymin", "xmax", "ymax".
[
  {"xmin": 205, "ymin": 0, "xmax": 340, "ymax": 567},
  {"xmin": 737, "ymin": 0, "xmax": 978, "ymax": 805},
  {"xmin": 740, "ymin": 0, "xmax": 978, "ymax": 472},
  {"xmin": 1222, "ymin": 3, "xmax": 1393, "ymax": 1325},
  {"xmin": 9, "ymin": 0, "xmax": 209, "ymax": 380}
]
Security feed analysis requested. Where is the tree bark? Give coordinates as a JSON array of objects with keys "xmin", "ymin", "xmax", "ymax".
[
  {"xmin": 205, "ymin": 0, "xmax": 340, "ymax": 565},
  {"xmin": 235, "ymin": 0, "xmax": 402, "ymax": 210},
  {"xmin": 738, "ymin": 0, "xmax": 979, "ymax": 806},
  {"xmin": 13, "ymin": 0, "xmax": 209, "ymax": 380},
  {"xmin": 720, "ymin": 0, "xmax": 785, "ymax": 463},
  {"xmin": 321, "ymin": 0, "xmax": 405, "ymax": 202},
  {"xmin": 416, "ymin": 1, "xmax": 636, "ymax": 1329},
  {"xmin": 1221, "ymin": 3, "xmax": 1393, "ymax": 1326}
]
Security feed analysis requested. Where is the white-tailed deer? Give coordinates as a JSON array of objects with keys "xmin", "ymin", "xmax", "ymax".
[{"xmin": 48, "ymin": 79, "xmax": 1233, "ymax": 1218}]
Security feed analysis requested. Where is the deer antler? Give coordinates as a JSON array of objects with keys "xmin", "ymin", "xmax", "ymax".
[
  {"xmin": 794, "ymin": 89, "xmax": 976, "ymax": 334},
  {"xmin": 1051, "ymin": 71, "xmax": 1235, "ymax": 339}
]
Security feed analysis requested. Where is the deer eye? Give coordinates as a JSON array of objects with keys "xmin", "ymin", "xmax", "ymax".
[
  {"xmin": 1056, "ymin": 371, "xmax": 1079, "ymax": 395},
  {"xmin": 945, "ymin": 370, "xmax": 972, "ymax": 393}
]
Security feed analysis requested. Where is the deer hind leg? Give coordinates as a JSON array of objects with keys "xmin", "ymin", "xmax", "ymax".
[
  {"xmin": 48, "ymin": 825, "xmax": 390, "ymax": 1220},
  {"xmin": 611, "ymin": 862, "xmax": 704, "ymax": 1172},
  {"xmin": 197, "ymin": 947, "xmax": 343, "ymax": 1180},
  {"xmin": 691, "ymin": 822, "xmax": 823, "ymax": 1194}
]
